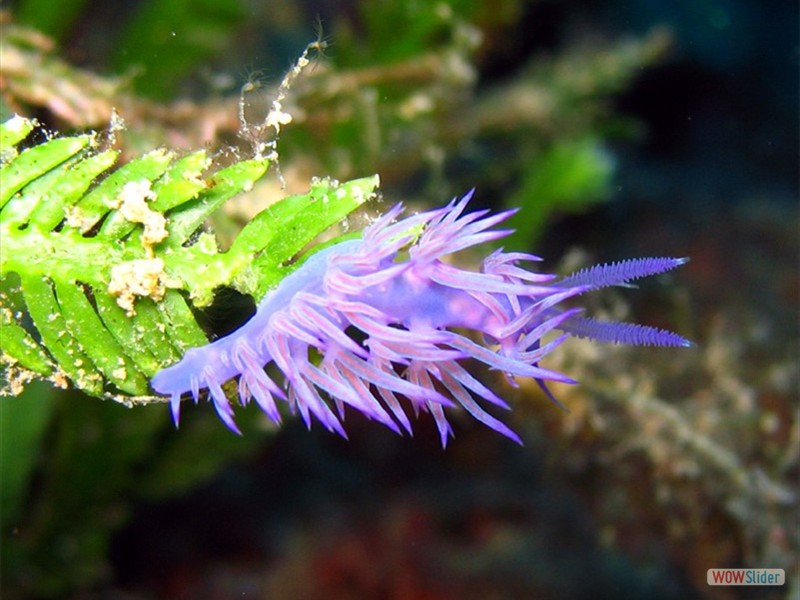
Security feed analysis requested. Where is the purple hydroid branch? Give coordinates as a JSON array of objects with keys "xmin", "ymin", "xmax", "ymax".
[{"xmin": 151, "ymin": 190, "xmax": 691, "ymax": 445}]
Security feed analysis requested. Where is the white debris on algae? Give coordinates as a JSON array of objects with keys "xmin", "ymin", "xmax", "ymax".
[
  {"xmin": 107, "ymin": 258, "xmax": 177, "ymax": 316},
  {"xmin": 111, "ymin": 179, "xmax": 168, "ymax": 251},
  {"xmin": 105, "ymin": 178, "xmax": 180, "ymax": 315}
]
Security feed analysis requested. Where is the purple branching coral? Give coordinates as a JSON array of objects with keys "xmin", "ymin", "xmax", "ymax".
[{"xmin": 151, "ymin": 190, "xmax": 691, "ymax": 445}]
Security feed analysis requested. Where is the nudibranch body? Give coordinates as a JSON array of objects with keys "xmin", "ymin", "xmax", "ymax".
[{"xmin": 151, "ymin": 190, "xmax": 690, "ymax": 444}]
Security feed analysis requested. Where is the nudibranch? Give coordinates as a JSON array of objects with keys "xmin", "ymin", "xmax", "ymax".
[{"xmin": 151, "ymin": 191, "xmax": 691, "ymax": 445}]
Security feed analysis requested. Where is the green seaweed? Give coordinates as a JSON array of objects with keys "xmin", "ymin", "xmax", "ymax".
[{"xmin": 0, "ymin": 114, "xmax": 379, "ymax": 398}]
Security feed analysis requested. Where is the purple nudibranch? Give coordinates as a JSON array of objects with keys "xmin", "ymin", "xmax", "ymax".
[{"xmin": 151, "ymin": 190, "xmax": 691, "ymax": 445}]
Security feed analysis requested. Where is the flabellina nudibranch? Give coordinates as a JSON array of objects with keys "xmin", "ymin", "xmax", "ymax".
[{"xmin": 151, "ymin": 190, "xmax": 691, "ymax": 445}]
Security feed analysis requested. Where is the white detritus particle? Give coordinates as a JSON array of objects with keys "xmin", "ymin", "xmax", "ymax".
[
  {"xmin": 112, "ymin": 180, "xmax": 168, "ymax": 253},
  {"xmin": 239, "ymin": 36, "xmax": 327, "ymax": 164},
  {"xmin": 6, "ymin": 114, "xmax": 29, "ymax": 132},
  {"xmin": 107, "ymin": 258, "xmax": 178, "ymax": 316}
]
